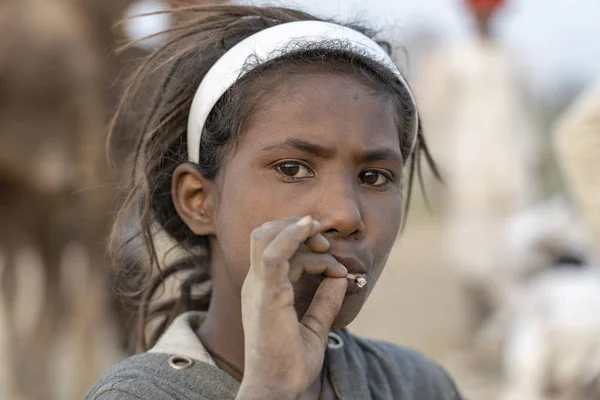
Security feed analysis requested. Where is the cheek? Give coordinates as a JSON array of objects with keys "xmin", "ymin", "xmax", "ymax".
[
  {"xmin": 365, "ymin": 197, "xmax": 402, "ymax": 275},
  {"xmin": 334, "ymin": 199, "xmax": 401, "ymax": 326},
  {"xmin": 212, "ymin": 170, "xmax": 284, "ymax": 281},
  {"xmin": 213, "ymin": 188, "xmax": 254, "ymax": 281}
]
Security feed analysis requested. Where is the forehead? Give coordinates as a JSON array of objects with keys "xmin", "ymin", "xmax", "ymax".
[{"xmin": 239, "ymin": 72, "xmax": 400, "ymax": 153}]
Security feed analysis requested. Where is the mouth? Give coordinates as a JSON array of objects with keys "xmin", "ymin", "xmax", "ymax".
[
  {"xmin": 302, "ymin": 255, "xmax": 369, "ymax": 294},
  {"xmin": 332, "ymin": 255, "xmax": 368, "ymax": 293},
  {"xmin": 331, "ymin": 255, "xmax": 367, "ymax": 275}
]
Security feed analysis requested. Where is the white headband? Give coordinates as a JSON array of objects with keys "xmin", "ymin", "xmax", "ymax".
[{"xmin": 186, "ymin": 20, "xmax": 419, "ymax": 164}]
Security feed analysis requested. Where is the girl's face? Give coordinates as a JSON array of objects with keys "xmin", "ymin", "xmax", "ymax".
[{"xmin": 212, "ymin": 72, "xmax": 403, "ymax": 328}]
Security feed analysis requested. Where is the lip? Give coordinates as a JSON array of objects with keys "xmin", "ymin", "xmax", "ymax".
[{"xmin": 331, "ymin": 255, "xmax": 367, "ymax": 275}]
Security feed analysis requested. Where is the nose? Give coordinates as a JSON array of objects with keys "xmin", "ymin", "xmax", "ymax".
[{"xmin": 314, "ymin": 174, "xmax": 364, "ymax": 240}]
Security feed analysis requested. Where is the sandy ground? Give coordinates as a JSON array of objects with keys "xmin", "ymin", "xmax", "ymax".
[{"xmin": 350, "ymin": 214, "xmax": 502, "ymax": 399}]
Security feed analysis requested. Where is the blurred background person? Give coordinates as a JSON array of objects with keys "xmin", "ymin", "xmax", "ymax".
[
  {"xmin": 554, "ymin": 77, "xmax": 600, "ymax": 260},
  {"xmin": 416, "ymin": 0, "xmax": 543, "ymax": 340}
]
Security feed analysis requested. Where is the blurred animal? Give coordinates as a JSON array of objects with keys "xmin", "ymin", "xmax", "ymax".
[
  {"xmin": 500, "ymin": 267, "xmax": 600, "ymax": 400},
  {"xmin": 0, "ymin": 0, "xmax": 137, "ymax": 398},
  {"xmin": 504, "ymin": 195, "xmax": 596, "ymax": 279},
  {"xmin": 457, "ymin": 195, "xmax": 592, "ymax": 352},
  {"xmin": 472, "ymin": 196, "xmax": 595, "ymax": 364},
  {"xmin": 466, "ymin": 197, "xmax": 600, "ymax": 399}
]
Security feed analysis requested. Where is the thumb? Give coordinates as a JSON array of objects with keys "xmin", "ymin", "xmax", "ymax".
[{"xmin": 300, "ymin": 277, "xmax": 348, "ymax": 343}]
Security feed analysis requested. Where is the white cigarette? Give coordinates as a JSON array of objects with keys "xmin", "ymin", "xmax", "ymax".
[{"xmin": 346, "ymin": 273, "xmax": 367, "ymax": 288}]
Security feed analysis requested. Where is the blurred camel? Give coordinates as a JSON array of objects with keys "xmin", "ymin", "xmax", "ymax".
[{"xmin": 0, "ymin": 0, "xmax": 137, "ymax": 398}]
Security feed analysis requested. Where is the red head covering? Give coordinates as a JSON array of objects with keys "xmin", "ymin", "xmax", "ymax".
[{"xmin": 464, "ymin": 0, "xmax": 505, "ymax": 11}]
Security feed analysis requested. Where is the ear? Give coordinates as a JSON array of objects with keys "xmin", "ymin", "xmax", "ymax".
[{"xmin": 171, "ymin": 163, "xmax": 216, "ymax": 236}]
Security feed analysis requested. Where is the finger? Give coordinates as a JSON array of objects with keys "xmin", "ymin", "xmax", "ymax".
[
  {"xmin": 250, "ymin": 217, "xmax": 300, "ymax": 268},
  {"xmin": 301, "ymin": 277, "xmax": 348, "ymax": 342},
  {"xmin": 259, "ymin": 216, "xmax": 319, "ymax": 282},
  {"xmin": 288, "ymin": 251, "xmax": 347, "ymax": 283},
  {"xmin": 250, "ymin": 217, "xmax": 327, "ymax": 265},
  {"xmin": 304, "ymin": 233, "xmax": 330, "ymax": 253}
]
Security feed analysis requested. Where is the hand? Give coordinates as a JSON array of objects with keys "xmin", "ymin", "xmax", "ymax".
[{"xmin": 236, "ymin": 216, "xmax": 348, "ymax": 399}]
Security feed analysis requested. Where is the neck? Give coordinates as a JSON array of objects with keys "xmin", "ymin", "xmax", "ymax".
[
  {"xmin": 477, "ymin": 24, "xmax": 492, "ymax": 39},
  {"xmin": 474, "ymin": 12, "xmax": 493, "ymax": 39},
  {"xmin": 198, "ymin": 249, "xmax": 246, "ymax": 380}
]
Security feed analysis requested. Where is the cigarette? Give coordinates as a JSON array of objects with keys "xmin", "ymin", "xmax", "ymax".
[{"xmin": 346, "ymin": 273, "xmax": 367, "ymax": 288}]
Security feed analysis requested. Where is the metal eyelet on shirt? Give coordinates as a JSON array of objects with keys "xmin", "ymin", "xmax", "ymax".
[
  {"xmin": 168, "ymin": 354, "xmax": 194, "ymax": 370},
  {"xmin": 327, "ymin": 332, "xmax": 344, "ymax": 349}
]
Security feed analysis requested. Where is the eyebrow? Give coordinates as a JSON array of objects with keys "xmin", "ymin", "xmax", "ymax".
[
  {"xmin": 358, "ymin": 149, "xmax": 402, "ymax": 165},
  {"xmin": 260, "ymin": 138, "xmax": 402, "ymax": 165},
  {"xmin": 260, "ymin": 138, "xmax": 337, "ymax": 159}
]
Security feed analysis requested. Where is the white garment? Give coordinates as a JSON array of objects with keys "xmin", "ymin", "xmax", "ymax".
[
  {"xmin": 418, "ymin": 38, "xmax": 541, "ymax": 285},
  {"xmin": 501, "ymin": 268, "xmax": 600, "ymax": 400},
  {"xmin": 149, "ymin": 311, "xmax": 217, "ymax": 367}
]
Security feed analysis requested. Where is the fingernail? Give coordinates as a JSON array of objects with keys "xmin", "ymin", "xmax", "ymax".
[
  {"xmin": 262, "ymin": 221, "xmax": 273, "ymax": 229},
  {"xmin": 297, "ymin": 215, "xmax": 312, "ymax": 227}
]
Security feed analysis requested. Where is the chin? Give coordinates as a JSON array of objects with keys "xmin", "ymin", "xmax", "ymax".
[{"xmin": 330, "ymin": 300, "xmax": 363, "ymax": 330}]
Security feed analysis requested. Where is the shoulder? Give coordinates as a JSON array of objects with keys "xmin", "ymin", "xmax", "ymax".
[
  {"xmin": 355, "ymin": 333, "xmax": 447, "ymax": 372},
  {"xmin": 338, "ymin": 330, "xmax": 464, "ymax": 400},
  {"xmin": 84, "ymin": 352, "xmax": 239, "ymax": 400},
  {"xmin": 84, "ymin": 353, "xmax": 179, "ymax": 400}
]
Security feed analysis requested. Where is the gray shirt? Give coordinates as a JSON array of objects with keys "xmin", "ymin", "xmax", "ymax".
[{"xmin": 85, "ymin": 312, "xmax": 462, "ymax": 400}]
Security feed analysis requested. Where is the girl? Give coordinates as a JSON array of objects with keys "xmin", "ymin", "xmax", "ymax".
[{"xmin": 86, "ymin": 4, "xmax": 463, "ymax": 399}]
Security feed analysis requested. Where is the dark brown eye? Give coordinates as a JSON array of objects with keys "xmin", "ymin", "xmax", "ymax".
[
  {"xmin": 360, "ymin": 170, "xmax": 389, "ymax": 187},
  {"xmin": 275, "ymin": 161, "xmax": 313, "ymax": 179}
]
